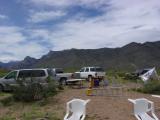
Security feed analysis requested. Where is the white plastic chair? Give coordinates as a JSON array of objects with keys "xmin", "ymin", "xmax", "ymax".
[
  {"xmin": 152, "ymin": 95, "xmax": 160, "ymax": 98},
  {"xmin": 128, "ymin": 98, "xmax": 159, "ymax": 120},
  {"xmin": 64, "ymin": 99, "xmax": 90, "ymax": 120}
]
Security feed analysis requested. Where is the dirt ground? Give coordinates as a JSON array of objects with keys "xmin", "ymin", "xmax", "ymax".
[
  {"xmin": 1, "ymin": 84, "xmax": 160, "ymax": 120},
  {"xmin": 55, "ymin": 86, "xmax": 160, "ymax": 120}
]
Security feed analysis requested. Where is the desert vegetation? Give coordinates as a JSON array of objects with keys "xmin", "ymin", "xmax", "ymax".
[
  {"xmin": 0, "ymin": 69, "xmax": 9, "ymax": 77},
  {"xmin": 0, "ymin": 70, "xmax": 159, "ymax": 120}
]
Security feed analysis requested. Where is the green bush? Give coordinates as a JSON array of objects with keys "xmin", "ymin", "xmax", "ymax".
[
  {"xmin": 43, "ymin": 79, "xmax": 58, "ymax": 98},
  {"xmin": 12, "ymin": 77, "xmax": 58, "ymax": 102},
  {"xmin": 13, "ymin": 83, "xmax": 44, "ymax": 102},
  {"xmin": 123, "ymin": 73, "xmax": 139, "ymax": 82},
  {"xmin": 138, "ymin": 80, "xmax": 160, "ymax": 94}
]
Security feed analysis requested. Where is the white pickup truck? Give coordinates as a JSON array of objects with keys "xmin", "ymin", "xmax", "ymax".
[{"xmin": 75, "ymin": 67, "xmax": 105, "ymax": 80}]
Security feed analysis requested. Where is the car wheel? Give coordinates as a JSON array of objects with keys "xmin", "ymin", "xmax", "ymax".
[{"xmin": 60, "ymin": 78, "xmax": 67, "ymax": 86}]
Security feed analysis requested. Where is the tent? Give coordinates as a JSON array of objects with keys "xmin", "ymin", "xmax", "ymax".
[{"xmin": 139, "ymin": 67, "xmax": 159, "ymax": 83}]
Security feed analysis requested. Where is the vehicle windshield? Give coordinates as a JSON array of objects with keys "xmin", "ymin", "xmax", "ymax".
[
  {"xmin": 5, "ymin": 71, "xmax": 17, "ymax": 79},
  {"xmin": 80, "ymin": 68, "xmax": 85, "ymax": 72}
]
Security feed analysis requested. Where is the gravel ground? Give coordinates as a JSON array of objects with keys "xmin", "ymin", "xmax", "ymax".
[
  {"xmin": 56, "ymin": 86, "xmax": 160, "ymax": 120},
  {"xmin": 1, "ymin": 85, "xmax": 160, "ymax": 120}
]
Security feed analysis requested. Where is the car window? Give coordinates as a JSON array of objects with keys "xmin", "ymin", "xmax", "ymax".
[
  {"xmin": 95, "ymin": 67, "xmax": 104, "ymax": 72},
  {"xmin": 5, "ymin": 71, "xmax": 17, "ymax": 79},
  {"xmin": 141, "ymin": 70, "xmax": 149, "ymax": 75},
  {"xmin": 18, "ymin": 70, "xmax": 32, "ymax": 78},
  {"xmin": 90, "ymin": 68, "xmax": 95, "ymax": 72},
  {"xmin": 18, "ymin": 70, "xmax": 46, "ymax": 78},
  {"xmin": 55, "ymin": 69, "xmax": 64, "ymax": 74},
  {"xmin": 32, "ymin": 70, "xmax": 46, "ymax": 77},
  {"xmin": 85, "ymin": 68, "xmax": 89, "ymax": 72},
  {"xmin": 80, "ymin": 68, "xmax": 85, "ymax": 72}
]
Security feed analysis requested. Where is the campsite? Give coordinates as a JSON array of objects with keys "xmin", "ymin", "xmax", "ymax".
[
  {"xmin": 1, "ymin": 0, "xmax": 160, "ymax": 120},
  {"xmin": 0, "ymin": 68, "xmax": 160, "ymax": 120}
]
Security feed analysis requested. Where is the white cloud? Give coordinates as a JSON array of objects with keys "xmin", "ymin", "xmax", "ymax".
[
  {"xmin": 30, "ymin": 0, "xmax": 71, "ymax": 7},
  {"xmin": 29, "ymin": 0, "xmax": 108, "ymax": 10},
  {"xmin": 28, "ymin": 0, "xmax": 77, "ymax": 6},
  {"xmin": 0, "ymin": 26, "xmax": 25, "ymax": 44},
  {"xmin": 0, "ymin": 42, "xmax": 48, "ymax": 62},
  {"xmin": 0, "ymin": 14, "xmax": 8, "ymax": 19},
  {"xmin": 29, "ymin": 10, "xmax": 66, "ymax": 23},
  {"xmin": 28, "ymin": 0, "xmax": 160, "ymax": 50},
  {"xmin": 0, "ymin": 26, "xmax": 48, "ymax": 62},
  {"xmin": 29, "ymin": 29, "xmax": 50, "ymax": 40},
  {"xmin": 1, "ymin": 0, "xmax": 160, "ymax": 62}
]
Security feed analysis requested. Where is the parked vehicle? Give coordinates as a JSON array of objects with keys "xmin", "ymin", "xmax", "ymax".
[
  {"xmin": 51, "ymin": 68, "xmax": 73, "ymax": 85},
  {"xmin": 0, "ymin": 69, "xmax": 48, "ymax": 91},
  {"xmin": 75, "ymin": 66, "xmax": 105, "ymax": 80},
  {"xmin": 0, "ymin": 68, "xmax": 72, "ymax": 91}
]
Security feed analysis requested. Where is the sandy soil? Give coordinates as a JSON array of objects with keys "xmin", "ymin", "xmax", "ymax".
[
  {"xmin": 1, "ymin": 84, "xmax": 160, "ymax": 120},
  {"xmin": 55, "ymin": 86, "xmax": 160, "ymax": 120}
]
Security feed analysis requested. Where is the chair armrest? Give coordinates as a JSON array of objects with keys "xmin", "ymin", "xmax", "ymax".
[
  {"xmin": 151, "ymin": 113, "xmax": 159, "ymax": 120},
  {"xmin": 64, "ymin": 113, "xmax": 69, "ymax": 120},
  {"xmin": 128, "ymin": 99, "xmax": 136, "ymax": 104},
  {"xmin": 135, "ymin": 115, "xmax": 142, "ymax": 120},
  {"xmin": 148, "ymin": 101, "xmax": 159, "ymax": 120},
  {"xmin": 81, "ymin": 114, "xmax": 86, "ymax": 120},
  {"xmin": 152, "ymin": 95, "xmax": 160, "ymax": 98},
  {"xmin": 64, "ymin": 102, "xmax": 70, "ymax": 119}
]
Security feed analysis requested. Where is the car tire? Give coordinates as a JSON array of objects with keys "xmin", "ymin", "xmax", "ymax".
[{"xmin": 60, "ymin": 78, "xmax": 67, "ymax": 86}]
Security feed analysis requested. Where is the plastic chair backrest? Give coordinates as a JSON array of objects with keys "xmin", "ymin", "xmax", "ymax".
[
  {"xmin": 69, "ymin": 99, "xmax": 89, "ymax": 114},
  {"xmin": 134, "ymin": 99, "xmax": 151, "ymax": 114}
]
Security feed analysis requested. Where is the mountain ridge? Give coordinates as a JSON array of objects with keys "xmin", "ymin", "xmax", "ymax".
[{"xmin": 0, "ymin": 41, "xmax": 160, "ymax": 71}]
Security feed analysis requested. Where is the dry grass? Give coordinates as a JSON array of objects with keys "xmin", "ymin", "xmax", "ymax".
[{"xmin": 1, "ymin": 83, "xmax": 160, "ymax": 120}]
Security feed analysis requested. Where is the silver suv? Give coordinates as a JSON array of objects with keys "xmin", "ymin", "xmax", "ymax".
[{"xmin": 0, "ymin": 69, "xmax": 51, "ymax": 91}]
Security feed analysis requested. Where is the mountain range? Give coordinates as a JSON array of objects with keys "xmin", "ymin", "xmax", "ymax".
[{"xmin": 0, "ymin": 41, "xmax": 160, "ymax": 71}]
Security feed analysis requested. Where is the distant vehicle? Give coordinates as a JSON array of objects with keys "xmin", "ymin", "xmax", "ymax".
[
  {"xmin": 134, "ymin": 69, "xmax": 151, "ymax": 77},
  {"xmin": 75, "ymin": 66, "xmax": 105, "ymax": 80},
  {"xmin": 0, "ymin": 69, "xmax": 48, "ymax": 91},
  {"xmin": 0, "ymin": 68, "xmax": 72, "ymax": 92},
  {"xmin": 51, "ymin": 68, "xmax": 73, "ymax": 85}
]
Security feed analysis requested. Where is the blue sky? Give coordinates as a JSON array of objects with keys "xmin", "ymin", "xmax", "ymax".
[{"xmin": 0, "ymin": 0, "xmax": 160, "ymax": 62}]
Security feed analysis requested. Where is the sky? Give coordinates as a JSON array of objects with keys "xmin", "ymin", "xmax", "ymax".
[{"xmin": 0, "ymin": 0, "xmax": 160, "ymax": 62}]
